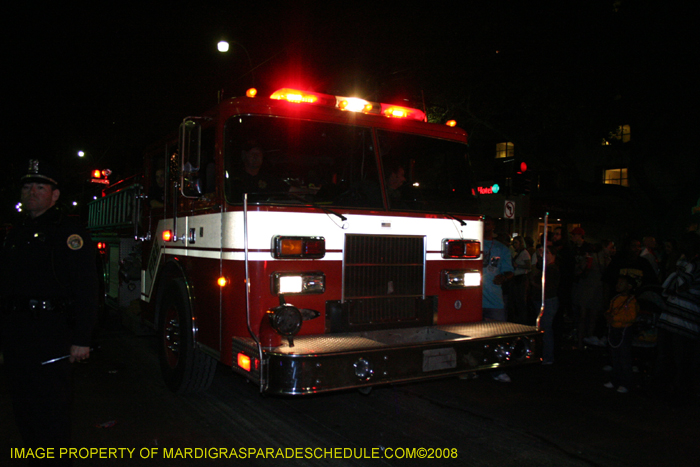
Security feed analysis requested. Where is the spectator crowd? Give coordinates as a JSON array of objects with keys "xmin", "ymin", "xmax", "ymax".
[{"xmin": 490, "ymin": 221, "xmax": 700, "ymax": 404}]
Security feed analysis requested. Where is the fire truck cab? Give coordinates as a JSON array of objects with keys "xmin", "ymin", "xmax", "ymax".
[{"xmin": 88, "ymin": 87, "xmax": 542, "ymax": 395}]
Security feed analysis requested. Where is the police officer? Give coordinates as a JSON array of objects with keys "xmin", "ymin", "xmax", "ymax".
[{"xmin": 0, "ymin": 159, "xmax": 98, "ymax": 460}]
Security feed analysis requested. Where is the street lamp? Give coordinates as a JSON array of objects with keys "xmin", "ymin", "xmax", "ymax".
[{"xmin": 217, "ymin": 39, "xmax": 255, "ymax": 90}]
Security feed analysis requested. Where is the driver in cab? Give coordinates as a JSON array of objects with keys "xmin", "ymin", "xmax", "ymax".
[{"xmin": 231, "ymin": 141, "xmax": 284, "ymax": 195}]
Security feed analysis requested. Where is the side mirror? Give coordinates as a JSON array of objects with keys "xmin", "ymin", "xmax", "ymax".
[{"xmin": 179, "ymin": 119, "xmax": 202, "ymax": 198}]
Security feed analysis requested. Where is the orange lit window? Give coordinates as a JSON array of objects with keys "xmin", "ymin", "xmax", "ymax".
[
  {"xmin": 602, "ymin": 125, "xmax": 631, "ymax": 145},
  {"xmin": 619, "ymin": 125, "xmax": 631, "ymax": 143},
  {"xmin": 612, "ymin": 125, "xmax": 631, "ymax": 143},
  {"xmin": 603, "ymin": 168, "xmax": 629, "ymax": 187},
  {"xmin": 496, "ymin": 142, "xmax": 514, "ymax": 159}
]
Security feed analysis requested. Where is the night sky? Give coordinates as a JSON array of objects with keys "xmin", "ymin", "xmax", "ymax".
[{"xmin": 2, "ymin": 1, "xmax": 695, "ymax": 222}]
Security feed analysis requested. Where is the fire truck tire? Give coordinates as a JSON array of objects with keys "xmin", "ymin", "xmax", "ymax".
[{"xmin": 158, "ymin": 279, "xmax": 216, "ymax": 393}]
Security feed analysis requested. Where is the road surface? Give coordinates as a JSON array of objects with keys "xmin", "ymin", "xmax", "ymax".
[{"xmin": 2, "ymin": 315, "xmax": 697, "ymax": 466}]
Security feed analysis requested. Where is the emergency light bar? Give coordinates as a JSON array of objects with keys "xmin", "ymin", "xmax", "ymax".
[
  {"xmin": 90, "ymin": 169, "xmax": 111, "ymax": 185},
  {"xmin": 267, "ymin": 87, "xmax": 426, "ymax": 121}
]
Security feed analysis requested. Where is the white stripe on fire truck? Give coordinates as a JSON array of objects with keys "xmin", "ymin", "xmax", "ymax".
[{"xmin": 161, "ymin": 248, "xmax": 447, "ymax": 262}]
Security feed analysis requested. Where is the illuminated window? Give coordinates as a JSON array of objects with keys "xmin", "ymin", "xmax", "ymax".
[
  {"xmin": 618, "ymin": 125, "xmax": 631, "ymax": 143},
  {"xmin": 602, "ymin": 125, "xmax": 631, "ymax": 145},
  {"xmin": 496, "ymin": 142, "xmax": 514, "ymax": 159},
  {"xmin": 604, "ymin": 168, "xmax": 628, "ymax": 187}
]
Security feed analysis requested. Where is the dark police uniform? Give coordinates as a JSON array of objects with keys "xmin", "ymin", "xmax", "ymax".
[{"xmin": 0, "ymin": 161, "xmax": 97, "ymax": 459}]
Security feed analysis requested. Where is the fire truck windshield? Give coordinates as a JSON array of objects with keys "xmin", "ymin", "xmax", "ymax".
[{"xmin": 224, "ymin": 116, "xmax": 477, "ymax": 214}]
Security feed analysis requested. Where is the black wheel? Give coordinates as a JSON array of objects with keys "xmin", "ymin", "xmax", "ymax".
[{"xmin": 158, "ymin": 279, "xmax": 216, "ymax": 393}]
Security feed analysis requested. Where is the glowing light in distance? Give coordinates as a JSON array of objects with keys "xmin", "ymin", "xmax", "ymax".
[{"xmin": 217, "ymin": 41, "xmax": 229, "ymax": 52}]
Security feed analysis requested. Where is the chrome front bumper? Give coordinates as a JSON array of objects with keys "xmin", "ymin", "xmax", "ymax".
[{"xmin": 232, "ymin": 322, "xmax": 542, "ymax": 395}]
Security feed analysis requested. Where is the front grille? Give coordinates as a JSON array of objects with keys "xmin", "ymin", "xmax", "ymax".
[{"xmin": 342, "ymin": 234, "xmax": 427, "ymax": 328}]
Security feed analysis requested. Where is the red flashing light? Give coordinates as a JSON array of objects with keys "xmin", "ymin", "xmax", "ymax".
[
  {"xmin": 90, "ymin": 168, "xmax": 112, "ymax": 185},
  {"xmin": 381, "ymin": 104, "xmax": 426, "ymax": 121},
  {"xmin": 520, "ymin": 162, "xmax": 528, "ymax": 173},
  {"xmin": 270, "ymin": 88, "xmax": 335, "ymax": 107}
]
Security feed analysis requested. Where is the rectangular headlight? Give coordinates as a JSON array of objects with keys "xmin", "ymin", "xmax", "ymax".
[
  {"xmin": 441, "ymin": 269, "xmax": 481, "ymax": 289},
  {"xmin": 271, "ymin": 272, "xmax": 325, "ymax": 295}
]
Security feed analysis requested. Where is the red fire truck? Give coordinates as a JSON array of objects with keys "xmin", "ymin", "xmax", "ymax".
[{"xmin": 87, "ymin": 87, "xmax": 542, "ymax": 395}]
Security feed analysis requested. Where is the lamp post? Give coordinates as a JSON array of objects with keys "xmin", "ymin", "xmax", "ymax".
[{"xmin": 217, "ymin": 40, "xmax": 255, "ymax": 99}]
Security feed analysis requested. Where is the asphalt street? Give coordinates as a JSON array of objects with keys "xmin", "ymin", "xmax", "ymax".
[{"xmin": 2, "ymin": 314, "xmax": 698, "ymax": 467}]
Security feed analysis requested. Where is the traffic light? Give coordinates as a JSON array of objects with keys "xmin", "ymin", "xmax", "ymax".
[
  {"xmin": 90, "ymin": 169, "xmax": 111, "ymax": 185},
  {"xmin": 522, "ymin": 171, "xmax": 532, "ymax": 194},
  {"xmin": 511, "ymin": 162, "xmax": 531, "ymax": 195}
]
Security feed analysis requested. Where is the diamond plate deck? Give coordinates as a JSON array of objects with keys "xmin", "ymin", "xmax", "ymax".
[{"xmin": 235, "ymin": 321, "xmax": 539, "ymax": 355}]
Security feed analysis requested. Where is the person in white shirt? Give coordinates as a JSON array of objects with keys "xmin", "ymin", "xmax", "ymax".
[{"xmin": 510, "ymin": 236, "xmax": 531, "ymax": 324}]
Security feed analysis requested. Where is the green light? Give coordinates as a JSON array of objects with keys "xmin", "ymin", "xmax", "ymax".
[{"xmin": 492, "ymin": 184, "xmax": 500, "ymax": 194}]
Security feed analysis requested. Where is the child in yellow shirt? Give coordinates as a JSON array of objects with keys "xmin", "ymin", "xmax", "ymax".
[{"xmin": 603, "ymin": 269, "xmax": 641, "ymax": 393}]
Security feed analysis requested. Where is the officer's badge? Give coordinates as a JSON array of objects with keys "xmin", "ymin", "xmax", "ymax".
[
  {"xmin": 28, "ymin": 159, "xmax": 40, "ymax": 174},
  {"xmin": 67, "ymin": 234, "xmax": 84, "ymax": 250}
]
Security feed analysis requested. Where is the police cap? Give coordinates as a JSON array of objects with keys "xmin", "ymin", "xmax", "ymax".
[{"xmin": 21, "ymin": 159, "xmax": 60, "ymax": 187}]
